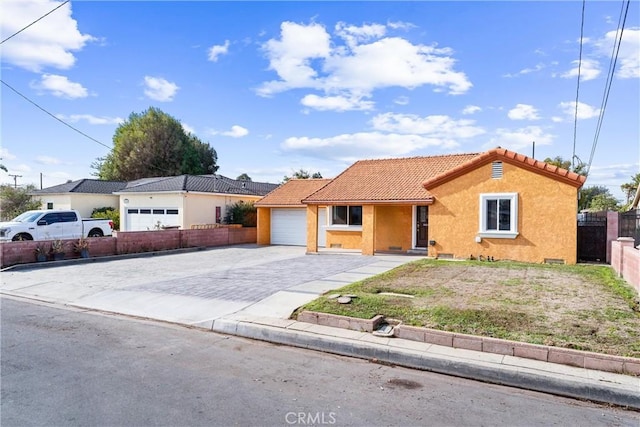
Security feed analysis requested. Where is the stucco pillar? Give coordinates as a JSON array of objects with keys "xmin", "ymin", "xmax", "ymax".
[
  {"xmin": 256, "ymin": 207, "xmax": 271, "ymax": 245},
  {"xmin": 306, "ymin": 205, "xmax": 319, "ymax": 253},
  {"xmin": 606, "ymin": 211, "xmax": 619, "ymax": 264},
  {"xmin": 362, "ymin": 205, "xmax": 375, "ymax": 256}
]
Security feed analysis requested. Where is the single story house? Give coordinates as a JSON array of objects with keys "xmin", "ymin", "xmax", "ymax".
[
  {"xmin": 256, "ymin": 148, "xmax": 586, "ymax": 264},
  {"xmin": 255, "ymin": 179, "xmax": 331, "ymax": 246},
  {"xmin": 31, "ymin": 179, "xmax": 127, "ymax": 217},
  {"xmin": 114, "ymin": 175, "xmax": 278, "ymax": 231},
  {"xmin": 32, "ymin": 175, "xmax": 278, "ymax": 232}
]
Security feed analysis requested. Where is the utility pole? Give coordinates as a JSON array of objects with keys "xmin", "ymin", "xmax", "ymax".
[{"xmin": 8, "ymin": 174, "xmax": 22, "ymax": 188}]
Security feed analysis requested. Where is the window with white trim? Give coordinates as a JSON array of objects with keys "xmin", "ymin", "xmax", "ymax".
[
  {"xmin": 478, "ymin": 193, "xmax": 518, "ymax": 238},
  {"xmin": 331, "ymin": 205, "xmax": 362, "ymax": 226}
]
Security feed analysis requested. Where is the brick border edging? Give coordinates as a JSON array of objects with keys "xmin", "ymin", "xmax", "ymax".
[{"xmin": 296, "ymin": 311, "xmax": 640, "ymax": 376}]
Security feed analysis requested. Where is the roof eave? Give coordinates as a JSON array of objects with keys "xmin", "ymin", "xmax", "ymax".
[{"xmin": 302, "ymin": 198, "xmax": 434, "ymax": 205}]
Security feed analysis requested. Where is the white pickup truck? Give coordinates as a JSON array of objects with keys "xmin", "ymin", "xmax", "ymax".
[{"xmin": 0, "ymin": 209, "xmax": 114, "ymax": 242}]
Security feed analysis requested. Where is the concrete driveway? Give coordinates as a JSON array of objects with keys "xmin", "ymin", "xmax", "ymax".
[{"xmin": 0, "ymin": 245, "xmax": 421, "ymax": 328}]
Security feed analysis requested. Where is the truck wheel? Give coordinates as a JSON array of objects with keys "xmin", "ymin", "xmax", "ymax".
[
  {"xmin": 88, "ymin": 229, "xmax": 103, "ymax": 237},
  {"xmin": 12, "ymin": 233, "xmax": 33, "ymax": 241}
]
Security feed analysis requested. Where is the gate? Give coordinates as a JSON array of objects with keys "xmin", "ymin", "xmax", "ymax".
[
  {"xmin": 619, "ymin": 209, "xmax": 640, "ymax": 247},
  {"xmin": 577, "ymin": 212, "xmax": 607, "ymax": 262}
]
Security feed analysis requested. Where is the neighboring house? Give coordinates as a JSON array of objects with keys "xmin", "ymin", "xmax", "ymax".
[
  {"xmin": 256, "ymin": 148, "xmax": 586, "ymax": 264},
  {"xmin": 31, "ymin": 179, "xmax": 127, "ymax": 217},
  {"xmin": 30, "ymin": 175, "xmax": 278, "ymax": 232},
  {"xmin": 114, "ymin": 175, "xmax": 278, "ymax": 231},
  {"xmin": 255, "ymin": 179, "xmax": 331, "ymax": 246}
]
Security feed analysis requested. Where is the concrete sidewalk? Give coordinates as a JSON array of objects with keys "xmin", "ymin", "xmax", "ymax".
[{"xmin": 1, "ymin": 246, "xmax": 639, "ymax": 409}]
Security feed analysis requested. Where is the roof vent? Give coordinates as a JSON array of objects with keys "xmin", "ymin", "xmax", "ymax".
[{"xmin": 491, "ymin": 161, "xmax": 503, "ymax": 179}]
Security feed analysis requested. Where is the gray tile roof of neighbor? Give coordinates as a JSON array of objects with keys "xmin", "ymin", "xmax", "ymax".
[
  {"xmin": 31, "ymin": 179, "xmax": 127, "ymax": 195},
  {"xmin": 117, "ymin": 175, "xmax": 278, "ymax": 196}
]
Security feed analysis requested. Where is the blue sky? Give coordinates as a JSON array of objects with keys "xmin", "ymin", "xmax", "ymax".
[{"xmin": 1, "ymin": 1, "xmax": 638, "ymax": 202}]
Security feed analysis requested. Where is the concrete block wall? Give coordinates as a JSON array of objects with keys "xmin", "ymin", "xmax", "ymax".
[
  {"xmin": 1, "ymin": 227, "xmax": 257, "ymax": 268},
  {"xmin": 611, "ymin": 237, "xmax": 640, "ymax": 295}
]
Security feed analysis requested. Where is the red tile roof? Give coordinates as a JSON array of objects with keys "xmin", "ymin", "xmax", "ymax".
[
  {"xmin": 422, "ymin": 148, "xmax": 587, "ymax": 190},
  {"xmin": 303, "ymin": 154, "xmax": 480, "ymax": 204},
  {"xmin": 255, "ymin": 179, "xmax": 331, "ymax": 207}
]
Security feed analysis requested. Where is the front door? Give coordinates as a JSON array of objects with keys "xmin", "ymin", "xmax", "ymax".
[{"xmin": 416, "ymin": 206, "xmax": 428, "ymax": 248}]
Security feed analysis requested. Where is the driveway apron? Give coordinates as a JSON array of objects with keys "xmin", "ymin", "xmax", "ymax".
[{"xmin": 0, "ymin": 245, "xmax": 419, "ymax": 328}]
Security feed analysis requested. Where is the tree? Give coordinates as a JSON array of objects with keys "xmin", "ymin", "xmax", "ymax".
[
  {"xmin": 236, "ymin": 173, "xmax": 252, "ymax": 181},
  {"xmin": 589, "ymin": 193, "xmax": 621, "ymax": 212},
  {"xmin": 578, "ymin": 185, "xmax": 610, "ymax": 212},
  {"xmin": 620, "ymin": 173, "xmax": 640, "ymax": 206},
  {"xmin": 543, "ymin": 156, "xmax": 586, "ymax": 176},
  {"xmin": 93, "ymin": 107, "xmax": 218, "ymax": 180},
  {"xmin": 283, "ymin": 169, "xmax": 323, "ymax": 182},
  {"xmin": 0, "ymin": 184, "xmax": 42, "ymax": 221}
]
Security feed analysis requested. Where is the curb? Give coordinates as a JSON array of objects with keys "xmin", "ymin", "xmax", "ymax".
[{"xmin": 212, "ymin": 318, "xmax": 640, "ymax": 410}]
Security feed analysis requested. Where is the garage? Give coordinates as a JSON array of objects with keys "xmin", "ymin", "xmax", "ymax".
[
  {"xmin": 271, "ymin": 208, "xmax": 326, "ymax": 247},
  {"xmin": 126, "ymin": 208, "xmax": 180, "ymax": 231}
]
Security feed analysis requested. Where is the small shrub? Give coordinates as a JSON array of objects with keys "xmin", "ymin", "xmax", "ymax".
[{"xmin": 92, "ymin": 207, "xmax": 119, "ymax": 230}]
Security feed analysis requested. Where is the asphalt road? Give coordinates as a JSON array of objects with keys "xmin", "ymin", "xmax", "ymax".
[{"xmin": 1, "ymin": 297, "xmax": 638, "ymax": 427}]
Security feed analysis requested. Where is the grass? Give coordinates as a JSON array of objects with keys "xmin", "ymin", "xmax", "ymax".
[{"xmin": 297, "ymin": 259, "xmax": 640, "ymax": 358}]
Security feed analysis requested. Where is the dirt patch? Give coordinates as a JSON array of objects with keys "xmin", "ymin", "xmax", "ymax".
[{"xmin": 301, "ymin": 260, "xmax": 640, "ymax": 358}]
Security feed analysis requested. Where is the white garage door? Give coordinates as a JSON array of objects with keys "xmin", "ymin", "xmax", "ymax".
[
  {"xmin": 126, "ymin": 208, "xmax": 180, "ymax": 231},
  {"xmin": 271, "ymin": 208, "xmax": 306, "ymax": 245},
  {"xmin": 271, "ymin": 208, "xmax": 327, "ymax": 247}
]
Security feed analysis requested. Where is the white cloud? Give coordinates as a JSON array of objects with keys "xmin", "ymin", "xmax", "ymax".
[
  {"xmin": 335, "ymin": 21, "xmax": 386, "ymax": 48},
  {"xmin": 551, "ymin": 116, "xmax": 564, "ymax": 123},
  {"xmin": 370, "ymin": 113, "xmax": 485, "ymax": 139},
  {"xmin": 503, "ymin": 63, "xmax": 545, "ymax": 78},
  {"xmin": 561, "ymin": 59, "xmax": 601, "ymax": 81},
  {"xmin": 208, "ymin": 40, "xmax": 230, "ymax": 62},
  {"xmin": 211, "ymin": 125, "xmax": 249, "ymax": 138},
  {"xmin": 258, "ymin": 20, "xmax": 472, "ymax": 106},
  {"xmin": 143, "ymin": 76, "xmax": 179, "ymax": 102},
  {"xmin": 507, "ymin": 104, "xmax": 540, "ymax": 121},
  {"xmin": 387, "ymin": 21, "xmax": 416, "ymax": 31},
  {"xmin": 592, "ymin": 28, "xmax": 640, "ymax": 79},
  {"xmin": 281, "ymin": 112, "xmax": 484, "ymax": 162},
  {"xmin": 55, "ymin": 114, "xmax": 123, "ymax": 125},
  {"xmin": 0, "ymin": 148, "xmax": 17, "ymax": 161},
  {"xmin": 486, "ymin": 126, "xmax": 555, "ymax": 151},
  {"xmin": 181, "ymin": 123, "xmax": 196, "ymax": 134},
  {"xmin": 558, "ymin": 101, "xmax": 600, "ymax": 120},
  {"xmin": 0, "ymin": 0, "xmax": 95, "ymax": 72},
  {"xmin": 282, "ymin": 132, "xmax": 460, "ymax": 162},
  {"xmin": 462, "ymin": 105, "xmax": 482, "ymax": 115},
  {"xmin": 31, "ymin": 74, "xmax": 88, "ymax": 99},
  {"xmin": 301, "ymin": 94, "xmax": 374, "ymax": 111},
  {"xmin": 36, "ymin": 156, "xmax": 61, "ymax": 165},
  {"xmin": 394, "ymin": 96, "xmax": 409, "ymax": 105}
]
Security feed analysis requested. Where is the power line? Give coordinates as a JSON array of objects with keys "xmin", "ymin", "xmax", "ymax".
[
  {"xmin": 1, "ymin": 0, "xmax": 70, "ymax": 44},
  {"xmin": 571, "ymin": 0, "xmax": 586, "ymax": 171},
  {"xmin": 586, "ymin": 0, "xmax": 630, "ymax": 177},
  {"xmin": 1, "ymin": 79, "xmax": 111, "ymax": 150}
]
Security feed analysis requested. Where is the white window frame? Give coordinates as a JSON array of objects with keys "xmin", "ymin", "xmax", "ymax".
[
  {"xmin": 478, "ymin": 193, "xmax": 518, "ymax": 239},
  {"xmin": 327, "ymin": 205, "xmax": 363, "ymax": 231}
]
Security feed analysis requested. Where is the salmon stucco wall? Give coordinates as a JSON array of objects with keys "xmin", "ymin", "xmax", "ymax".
[
  {"xmin": 427, "ymin": 162, "xmax": 579, "ymax": 264},
  {"xmin": 374, "ymin": 205, "xmax": 413, "ymax": 252},
  {"xmin": 326, "ymin": 230, "xmax": 362, "ymax": 249},
  {"xmin": 306, "ymin": 205, "xmax": 319, "ymax": 252},
  {"xmin": 257, "ymin": 207, "xmax": 271, "ymax": 245}
]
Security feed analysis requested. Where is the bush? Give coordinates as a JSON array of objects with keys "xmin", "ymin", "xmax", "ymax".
[
  {"xmin": 92, "ymin": 207, "xmax": 120, "ymax": 230},
  {"xmin": 225, "ymin": 201, "xmax": 256, "ymax": 227}
]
